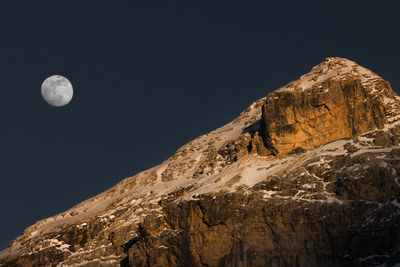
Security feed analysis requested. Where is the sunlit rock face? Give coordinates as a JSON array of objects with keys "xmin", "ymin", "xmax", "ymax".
[
  {"xmin": 2, "ymin": 58, "xmax": 400, "ymax": 267},
  {"xmin": 261, "ymin": 57, "xmax": 398, "ymax": 156}
]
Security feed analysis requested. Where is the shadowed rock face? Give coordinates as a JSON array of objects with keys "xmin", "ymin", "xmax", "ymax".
[
  {"xmin": 2, "ymin": 58, "xmax": 400, "ymax": 267},
  {"xmin": 129, "ymin": 193, "xmax": 400, "ymax": 267}
]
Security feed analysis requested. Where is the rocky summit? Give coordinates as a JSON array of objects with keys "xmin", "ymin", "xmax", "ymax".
[{"xmin": 1, "ymin": 57, "xmax": 400, "ymax": 267}]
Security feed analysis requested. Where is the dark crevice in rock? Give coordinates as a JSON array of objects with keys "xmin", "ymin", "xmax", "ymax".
[
  {"xmin": 260, "ymin": 104, "xmax": 278, "ymax": 155},
  {"xmin": 122, "ymin": 236, "xmax": 141, "ymax": 254},
  {"xmin": 312, "ymin": 103, "xmax": 330, "ymax": 112},
  {"xmin": 120, "ymin": 256, "xmax": 130, "ymax": 267}
]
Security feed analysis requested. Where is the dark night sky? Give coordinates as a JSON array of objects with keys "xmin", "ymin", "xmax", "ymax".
[{"xmin": 1, "ymin": 1, "xmax": 400, "ymax": 249}]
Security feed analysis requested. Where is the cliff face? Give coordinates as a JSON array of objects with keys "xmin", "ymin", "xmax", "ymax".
[
  {"xmin": 1, "ymin": 58, "xmax": 400, "ymax": 267},
  {"xmin": 260, "ymin": 57, "xmax": 396, "ymax": 156}
]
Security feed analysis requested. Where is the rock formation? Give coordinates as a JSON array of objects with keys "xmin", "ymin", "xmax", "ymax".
[
  {"xmin": 260, "ymin": 57, "xmax": 396, "ymax": 156},
  {"xmin": 1, "ymin": 57, "xmax": 400, "ymax": 267}
]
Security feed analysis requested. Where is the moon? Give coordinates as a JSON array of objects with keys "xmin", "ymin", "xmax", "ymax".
[{"xmin": 41, "ymin": 75, "xmax": 73, "ymax": 107}]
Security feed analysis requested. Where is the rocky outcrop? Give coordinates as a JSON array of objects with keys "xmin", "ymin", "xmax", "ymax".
[
  {"xmin": 1, "ymin": 57, "xmax": 400, "ymax": 267},
  {"xmin": 261, "ymin": 57, "xmax": 398, "ymax": 156}
]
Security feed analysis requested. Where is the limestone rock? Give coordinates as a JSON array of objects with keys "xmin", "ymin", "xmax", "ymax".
[{"xmin": 261, "ymin": 57, "xmax": 398, "ymax": 156}]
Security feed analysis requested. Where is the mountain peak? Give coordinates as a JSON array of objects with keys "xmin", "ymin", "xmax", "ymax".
[
  {"xmin": 2, "ymin": 58, "xmax": 400, "ymax": 266},
  {"xmin": 260, "ymin": 57, "xmax": 400, "ymax": 156},
  {"xmin": 318, "ymin": 56, "xmax": 356, "ymax": 66},
  {"xmin": 277, "ymin": 57, "xmax": 382, "ymax": 94}
]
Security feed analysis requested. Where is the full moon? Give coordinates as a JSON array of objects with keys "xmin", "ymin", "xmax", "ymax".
[{"xmin": 41, "ymin": 75, "xmax": 73, "ymax": 107}]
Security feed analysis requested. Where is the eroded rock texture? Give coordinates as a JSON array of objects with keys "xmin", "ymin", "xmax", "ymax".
[
  {"xmin": 261, "ymin": 57, "xmax": 397, "ymax": 156},
  {"xmin": 129, "ymin": 193, "xmax": 400, "ymax": 267}
]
